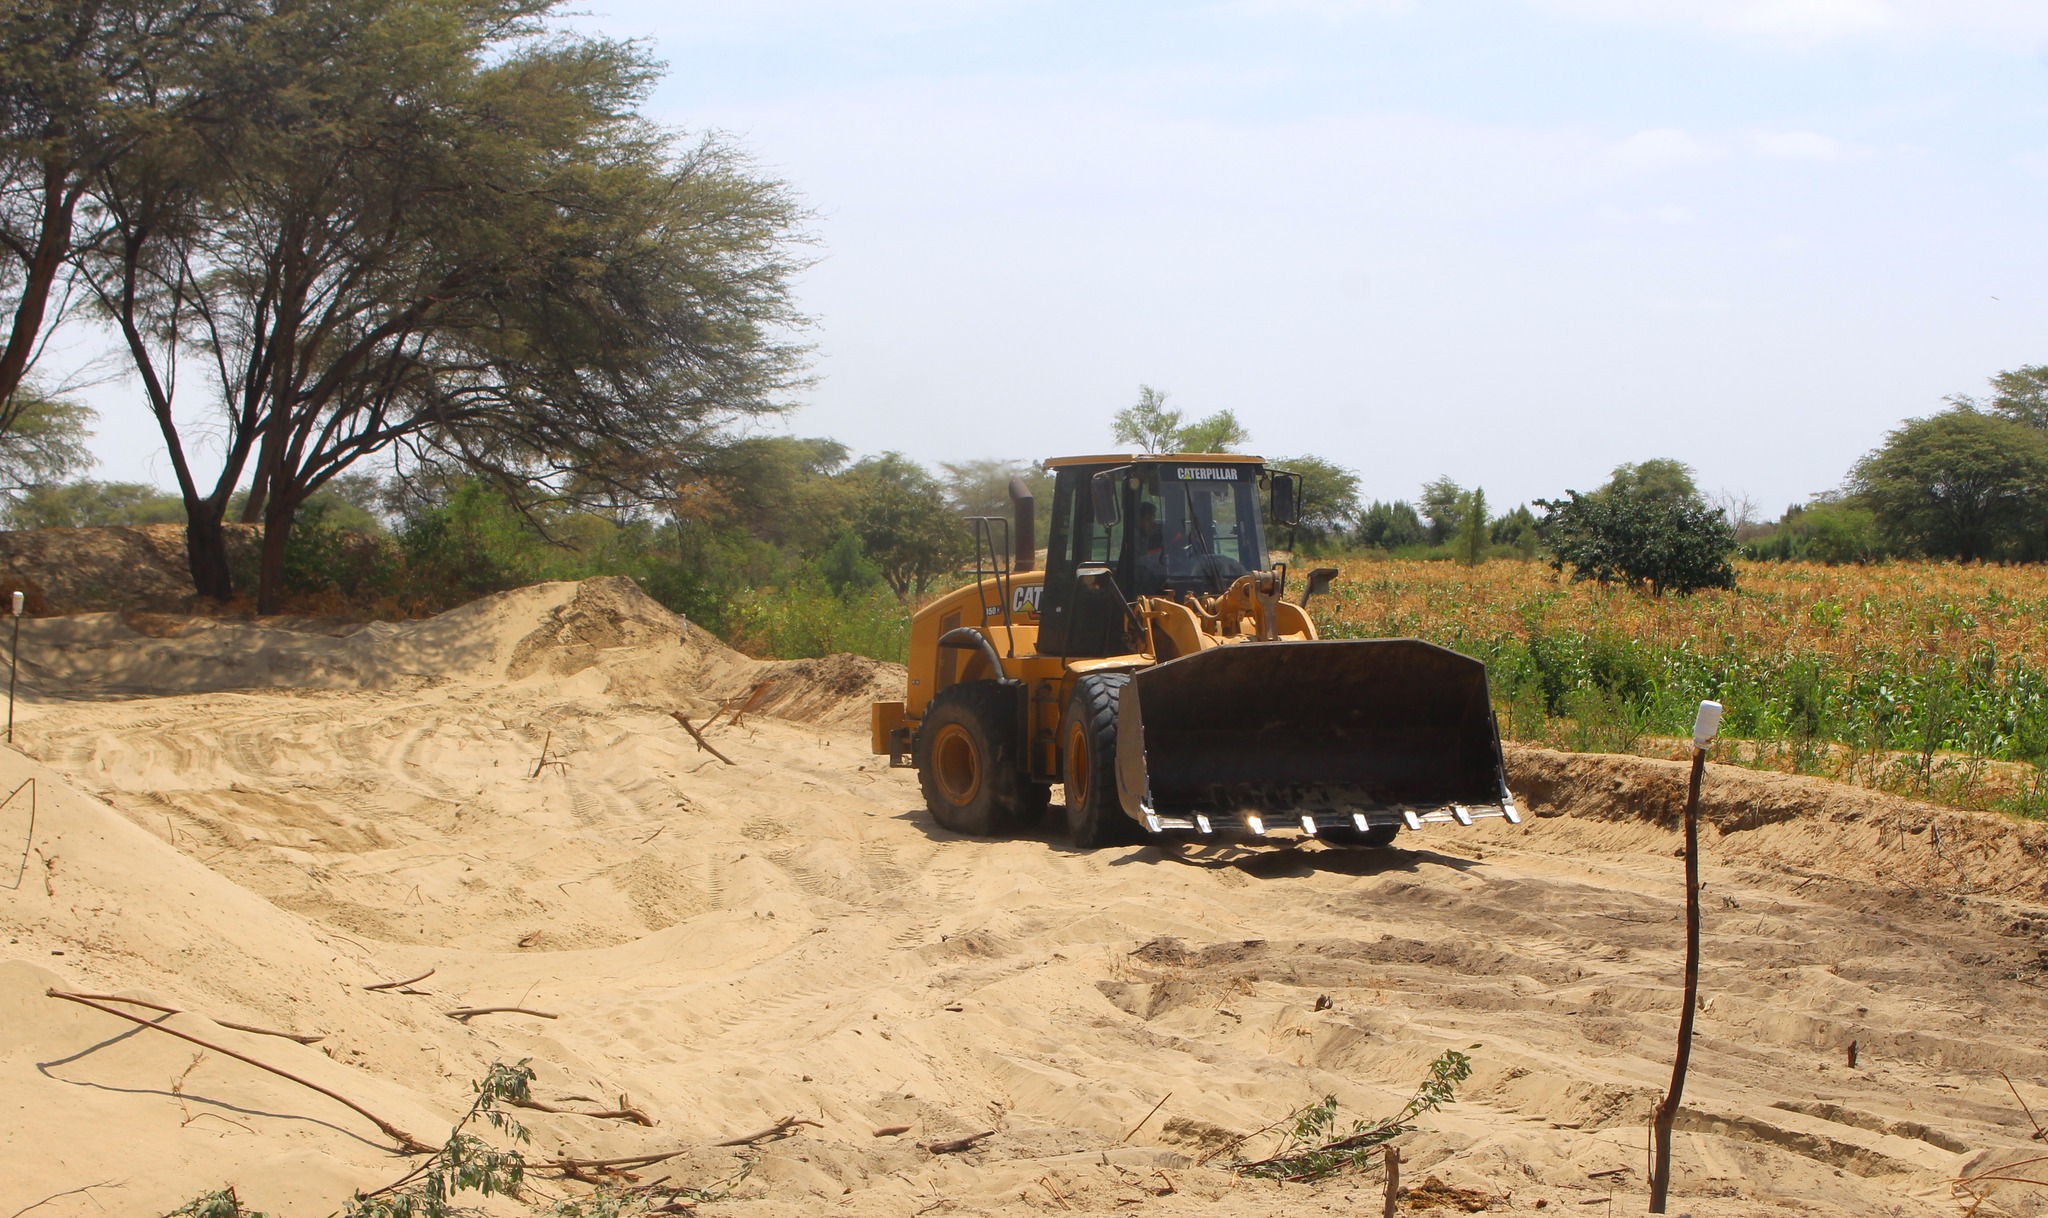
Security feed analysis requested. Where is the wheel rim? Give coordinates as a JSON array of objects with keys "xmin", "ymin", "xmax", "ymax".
[
  {"xmin": 932, "ymin": 723, "xmax": 981, "ymax": 806},
  {"xmin": 1065, "ymin": 721, "xmax": 1090, "ymax": 807}
]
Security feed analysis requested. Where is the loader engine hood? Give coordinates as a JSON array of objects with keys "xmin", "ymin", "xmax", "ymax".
[{"xmin": 1113, "ymin": 638, "xmax": 1510, "ymax": 833}]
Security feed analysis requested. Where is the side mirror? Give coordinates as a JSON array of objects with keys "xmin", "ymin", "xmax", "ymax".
[
  {"xmin": 1090, "ymin": 470, "xmax": 1122, "ymax": 527},
  {"xmin": 1299, "ymin": 566, "xmax": 1338, "ymax": 609},
  {"xmin": 1271, "ymin": 473, "xmax": 1301, "ymax": 527},
  {"xmin": 1076, "ymin": 563, "xmax": 1114, "ymax": 592}
]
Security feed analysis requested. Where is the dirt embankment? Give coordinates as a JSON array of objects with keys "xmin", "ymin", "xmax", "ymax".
[
  {"xmin": 5, "ymin": 579, "xmax": 2048, "ymax": 1218},
  {"xmin": 0, "ymin": 522, "xmax": 261, "ymax": 614}
]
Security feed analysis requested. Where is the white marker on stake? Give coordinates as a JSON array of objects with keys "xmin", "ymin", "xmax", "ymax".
[{"xmin": 1692, "ymin": 700, "xmax": 1723, "ymax": 751}]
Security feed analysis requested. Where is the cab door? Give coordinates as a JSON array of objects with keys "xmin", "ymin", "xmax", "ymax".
[{"xmin": 1036, "ymin": 466, "xmax": 1133, "ymax": 658}]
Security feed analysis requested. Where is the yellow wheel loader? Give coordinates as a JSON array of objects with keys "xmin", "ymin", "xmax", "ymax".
[{"xmin": 869, "ymin": 453, "xmax": 1519, "ymax": 848}]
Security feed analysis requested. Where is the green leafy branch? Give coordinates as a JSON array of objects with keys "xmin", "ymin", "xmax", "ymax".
[
  {"xmin": 345, "ymin": 1060, "xmax": 537, "ymax": 1218},
  {"xmin": 1229, "ymin": 1046, "xmax": 1476, "ymax": 1183}
]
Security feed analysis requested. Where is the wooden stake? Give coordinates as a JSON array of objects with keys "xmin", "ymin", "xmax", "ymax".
[
  {"xmin": 1649, "ymin": 743, "xmax": 1708, "ymax": 1213},
  {"xmin": 1382, "ymin": 1145, "xmax": 1401, "ymax": 1218}
]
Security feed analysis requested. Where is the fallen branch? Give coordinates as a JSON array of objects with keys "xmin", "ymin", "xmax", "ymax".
[
  {"xmin": 2003, "ymin": 1070, "xmax": 2046, "ymax": 1140},
  {"xmin": 45, "ymin": 989, "xmax": 433, "ymax": 1153},
  {"xmin": 7, "ymin": 1180, "xmax": 119, "ymax": 1218},
  {"xmin": 531, "ymin": 730, "xmax": 568, "ymax": 779},
  {"xmin": 715, "ymin": 1115, "xmax": 822, "ymax": 1146},
  {"xmin": 548, "ymin": 1149, "xmax": 689, "ymax": 1174},
  {"xmin": 670, "ymin": 712, "xmax": 736, "ymax": 766},
  {"xmin": 923, "ymin": 1130, "xmax": 995, "ymax": 1155},
  {"xmin": 728, "ymin": 681, "xmax": 772, "ymax": 728},
  {"xmin": 873, "ymin": 1124, "xmax": 913, "ymax": 1137},
  {"xmin": 363, "ymin": 969, "xmax": 435, "ymax": 993},
  {"xmin": 2, "ymin": 778, "xmax": 34, "ymax": 894},
  {"xmin": 513, "ymin": 1096, "xmax": 654, "ymax": 1126},
  {"xmin": 541, "ymin": 1115, "xmax": 822, "ymax": 1177},
  {"xmin": 60, "ymin": 992, "xmax": 321, "ymax": 1044},
  {"xmin": 1121, "ymin": 1091, "xmax": 1171, "ymax": 1143},
  {"xmin": 446, "ymin": 1006, "xmax": 559, "ymax": 1022}
]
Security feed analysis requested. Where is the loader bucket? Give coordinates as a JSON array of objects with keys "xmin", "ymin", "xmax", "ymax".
[{"xmin": 1113, "ymin": 639, "xmax": 1513, "ymax": 836}]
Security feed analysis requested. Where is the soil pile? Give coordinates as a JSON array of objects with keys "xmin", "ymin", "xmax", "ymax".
[{"xmin": 5, "ymin": 581, "xmax": 2048, "ymax": 1217}]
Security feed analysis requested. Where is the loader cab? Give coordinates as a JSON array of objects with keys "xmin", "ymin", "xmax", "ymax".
[{"xmin": 1037, "ymin": 454, "xmax": 1281, "ymax": 657}]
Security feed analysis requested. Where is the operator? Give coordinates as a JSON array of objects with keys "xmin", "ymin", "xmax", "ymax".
[{"xmin": 1135, "ymin": 501, "xmax": 1169, "ymax": 595}]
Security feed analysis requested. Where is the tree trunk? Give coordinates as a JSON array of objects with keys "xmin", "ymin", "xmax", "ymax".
[
  {"xmin": 256, "ymin": 487, "xmax": 293, "ymax": 614},
  {"xmin": 242, "ymin": 460, "xmax": 269, "ymax": 522},
  {"xmin": 185, "ymin": 512, "xmax": 234, "ymax": 603},
  {"xmin": 0, "ymin": 162, "xmax": 78, "ymax": 422}
]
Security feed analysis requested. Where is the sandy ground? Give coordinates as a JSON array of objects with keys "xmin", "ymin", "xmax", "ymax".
[{"xmin": 5, "ymin": 577, "xmax": 2048, "ymax": 1217}]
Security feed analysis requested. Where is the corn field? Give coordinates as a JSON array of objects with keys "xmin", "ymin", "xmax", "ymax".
[{"xmin": 1315, "ymin": 560, "xmax": 2048, "ymax": 818}]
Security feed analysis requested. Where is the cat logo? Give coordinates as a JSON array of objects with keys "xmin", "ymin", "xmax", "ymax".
[{"xmin": 1013, "ymin": 585, "xmax": 1043, "ymax": 616}]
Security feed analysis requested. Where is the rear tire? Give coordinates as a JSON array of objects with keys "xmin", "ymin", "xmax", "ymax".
[
  {"xmin": 915, "ymin": 682, "xmax": 1030, "ymax": 837},
  {"xmin": 1062, "ymin": 672, "xmax": 1140, "ymax": 848}
]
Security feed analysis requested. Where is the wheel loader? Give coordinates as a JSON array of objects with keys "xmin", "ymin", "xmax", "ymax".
[{"xmin": 869, "ymin": 453, "xmax": 1519, "ymax": 847}]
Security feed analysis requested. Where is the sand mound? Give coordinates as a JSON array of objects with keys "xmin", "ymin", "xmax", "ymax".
[{"xmin": 8, "ymin": 588, "xmax": 2048, "ymax": 1217}]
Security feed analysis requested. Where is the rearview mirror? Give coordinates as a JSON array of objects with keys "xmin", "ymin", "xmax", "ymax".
[
  {"xmin": 1077, "ymin": 563, "xmax": 1114, "ymax": 592},
  {"xmin": 1271, "ymin": 472, "xmax": 1301, "ymax": 526},
  {"xmin": 1090, "ymin": 470, "xmax": 1122, "ymax": 527}
]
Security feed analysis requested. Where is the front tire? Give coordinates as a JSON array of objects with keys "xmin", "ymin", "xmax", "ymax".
[
  {"xmin": 915, "ymin": 682, "xmax": 1030, "ymax": 837},
  {"xmin": 1062, "ymin": 672, "xmax": 1140, "ymax": 847}
]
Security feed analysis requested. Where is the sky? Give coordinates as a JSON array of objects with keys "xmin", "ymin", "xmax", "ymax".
[{"xmin": 72, "ymin": 0, "xmax": 2048, "ymax": 516}]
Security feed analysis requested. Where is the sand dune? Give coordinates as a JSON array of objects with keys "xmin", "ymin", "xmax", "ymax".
[{"xmin": 5, "ymin": 577, "xmax": 2048, "ymax": 1216}]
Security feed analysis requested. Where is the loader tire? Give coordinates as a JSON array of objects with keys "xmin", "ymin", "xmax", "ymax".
[
  {"xmin": 1062, "ymin": 672, "xmax": 1140, "ymax": 848},
  {"xmin": 916, "ymin": 681, "xmax": 1031, "ymax": 837}
]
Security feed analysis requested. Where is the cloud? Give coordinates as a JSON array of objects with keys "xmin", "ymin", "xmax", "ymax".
[
  {"xmin": 1754, "ymin": 130, "xmax": 1870, "ymax": 161},
  {"xmin": 1609, "ymin": 128, "xmax": 1713, "ymax": 167}
]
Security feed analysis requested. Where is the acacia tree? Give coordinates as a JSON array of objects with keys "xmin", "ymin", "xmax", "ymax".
[
  {"xmin": 0, "ymin": 0, "xmax": 222, "ymax": 428},
  {"xmin": 842, "ymin": 452, "xmax": 967, "ymax": 597},
  {"xmin": 84, "ymin": 0, "xmax": 808, "ymax": 609},
  {"xmin": 1850, "ymin": 406, "xmax": 2048, "ymax": 562}
]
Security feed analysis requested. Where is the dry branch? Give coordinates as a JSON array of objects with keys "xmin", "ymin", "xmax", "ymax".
[
  {"xmin": 873, "ymin": 1124, "xmax": 913, "ymax": 1137},
  {"xmin": 544, "ymin": 1114, "xmax": 822, "ymax": 1177},
  {"xmin": 45, "ymin": 989, "xmax": 433, "ymax": 1153},
  {"xmin": 670, "ymin": 712, "xmax": 735, "ymax": 765},
  {"xmin": 363, "ymin": 969, "xmax": 435, "ymax": 993},
  {"xmin": 531, "ymin": 730, "xmax": 568, "ymax": 779},
  {"xmin": 513, "ymin": 1096, "xmax": 654, "ymax": 1126},
  {"xmin": 2, "ymin": 778, "xmax": 34, "ymax": 893},
  {"xmin": 1121, "ymin": 1091, "xmax": 1171, "ymax": 1143},
  {"xmin": 729, "ymin": 681, "xmax": 772, "ymax": 728},
  {"xmin": 923, "ymin": 1130, "xmax": 995, "ymax": 1155},
  {"xmin": 60, "ymin": 991, "xmax": 322, "ymax": 1044},
  {"xmin": 715, "ymin": 1114, "xmax": 821, "ymax": 1146},
  {"xmin": 445, "ymin": 1006, "xmax": 559, "ymax": 1021}
]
